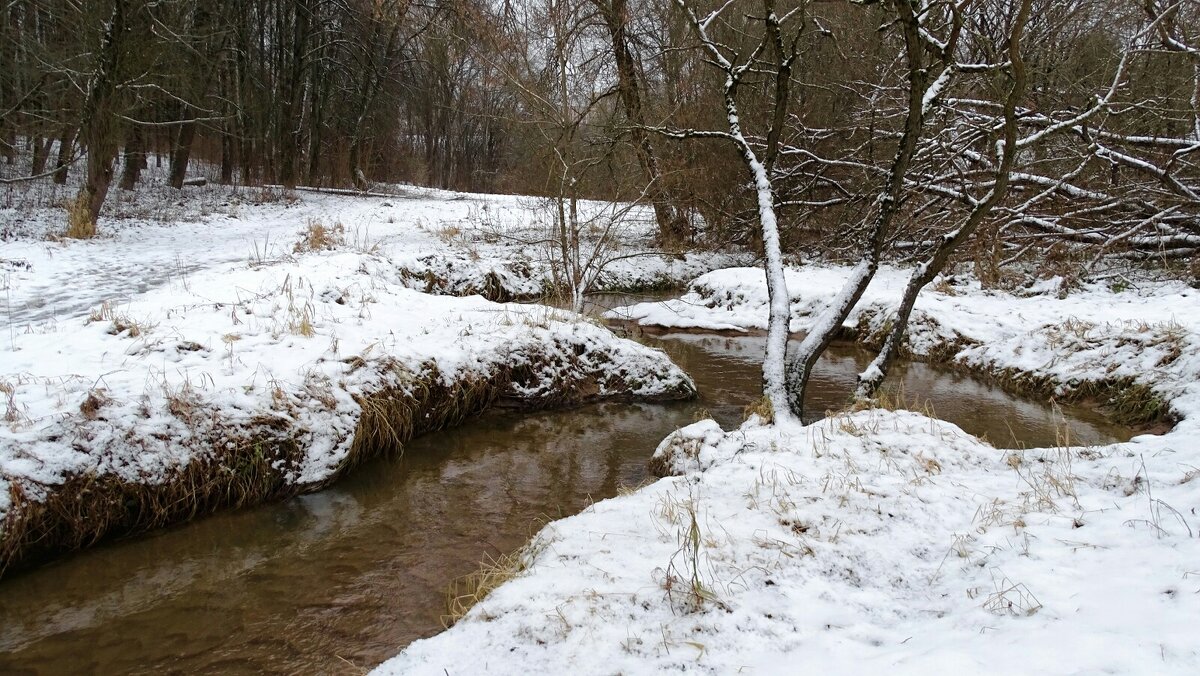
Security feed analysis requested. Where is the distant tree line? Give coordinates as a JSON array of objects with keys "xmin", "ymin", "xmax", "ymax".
[{"xmin": 1, "ymin": 0, "xmax": 1197, "ymax": 260}]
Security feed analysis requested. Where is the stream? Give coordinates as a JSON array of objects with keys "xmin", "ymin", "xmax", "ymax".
[{"xmin": 0, "ymin": 297, "xmax": 1130, "ymax": 674}]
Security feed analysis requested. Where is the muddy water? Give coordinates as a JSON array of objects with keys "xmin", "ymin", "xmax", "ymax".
[{"xmin": 0, "ymin": 306, "xmax": 1129, "ymax": 674}]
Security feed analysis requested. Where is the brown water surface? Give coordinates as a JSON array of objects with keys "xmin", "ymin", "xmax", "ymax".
[{"xmin": 0, "ymin": 298, "xmax": 1130, "ymax": 674}]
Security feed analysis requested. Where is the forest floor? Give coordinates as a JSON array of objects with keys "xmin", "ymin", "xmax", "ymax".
[
  {"xmin": 0, "ymin": 184, "xmax": 734, "ymax": 573},
  {"xmin": 376, "ymin": 265, "xmax": 1200, "ymax": 675}
]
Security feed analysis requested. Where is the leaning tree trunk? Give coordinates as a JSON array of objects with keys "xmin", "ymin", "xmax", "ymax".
[
  {"xmin": 854, "ymin": 0, "xmax": 1031, "ymax": 401},
  {"xmin": 783, "ymin": 0, "xmax": 947, "ymax": 415}
]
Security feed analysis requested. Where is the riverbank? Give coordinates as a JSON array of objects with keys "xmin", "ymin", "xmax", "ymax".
[
  {"xmin": 374, "ymin": 265, "xmax": 1200, "ymax": 674},
  {"xmin": 0, "ymin": 322, "xmax": 1135, "ymax": 673},
  {"xmin": 612, "ymin": 265, "xmax": 1199, "ymax": 426},
  {"xmin": 379, "ymin": 408, "xmax": 1200, "ymax": 674},
  {"xmin": 0, "ymin": 186, "xmax": 707, "ymax": 576}
]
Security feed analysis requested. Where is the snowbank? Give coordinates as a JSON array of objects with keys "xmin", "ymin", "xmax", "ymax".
[
  {"xmin": 376, "ymin": 408, "xmax": 1200, "ymax": 675},
  {"xmin": 0, "ymin": 186, "xmax": 704, "ymax": 573},
  {"xmin": 1, "ymin": 184, "xmax": 743, "ymax": 325}
]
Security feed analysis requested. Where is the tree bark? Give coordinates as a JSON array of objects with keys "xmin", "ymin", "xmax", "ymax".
[
  {"xmin": 220, "ymin": 130, "xmax": 235, "ymax": 184},
  {"xmin": 52, "ymin": 129, "xmax": 75, "ymax": 184},
  {"xmin": 30, "ymin": 137, "xmax": 50, "ymax": 176},
  {"xmin": 119, "ymin": 125, "xmax": 146, "ymax": 190},
  {"xmin": 674, "ymin": 0, "xmax": 797, "ymax": 424},
  {"xmin": 77, "ymin": 2, "xmax": 125, "ymax": 230},
  {"xmin": 278, "ymin": 0, "xmax": 312, "ymax": 189},
  {"xmin": 169, "ymin": 119, "xmax": 196, "ymax": 189},
  {"xmin": 595, "ymin": 0, "xmax": 689, "ymax": 244}
]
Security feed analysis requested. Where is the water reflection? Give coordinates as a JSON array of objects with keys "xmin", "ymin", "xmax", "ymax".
[{"xmin": 650, "ymin": 332, "xmax": 1124, "ymax": 447}]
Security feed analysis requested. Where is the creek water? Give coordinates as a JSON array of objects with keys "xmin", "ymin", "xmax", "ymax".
[{"xmin": 0, "ymin": 298, "xmax": 1130, "ymax": 675}]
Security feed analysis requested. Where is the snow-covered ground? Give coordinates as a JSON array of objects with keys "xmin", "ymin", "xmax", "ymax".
[
  {"xmin": 0, "ymin": 184, "xmax": 726, "ymax": 568},
  {"xmin": 380, "ymin": 409, "xmax": 1200, "ymax": 675},
  {"xmin": 375, "ymin": 264, "xmax": 1200, "ymax": 675},
  {"xmin": 1, "ymin": 183, "xmax": 743, "ymax": 326}
]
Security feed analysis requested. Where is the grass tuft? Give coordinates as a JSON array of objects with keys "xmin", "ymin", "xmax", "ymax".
[
  {"xmin": 294, "ymin": 220, "xmax": 346, "ymax": 253},
  {"xmin": 64, "ymin": 195, "xmax": 96, "ymax": 239},
  {"xmin": 442, "ymin": 539, "xmax": 546, "ymax": 627},
  {"xmin": 743, "ymin": 394, "xmax": 774, "ymax": 424}
]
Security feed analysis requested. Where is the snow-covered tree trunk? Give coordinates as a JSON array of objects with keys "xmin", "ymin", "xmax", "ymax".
[
  {"xmin": 737, "ymin": 110, "xmax": 795, "ymax": 425},
  {"xmin": 667, "ymin": 0, "xmax": 802, "ymax": 424}
]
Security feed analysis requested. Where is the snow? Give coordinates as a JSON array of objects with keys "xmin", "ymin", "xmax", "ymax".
[
  {"xmin": 9, "ymin": 182, "xmax": 1198, "ymax": 672},
  {"xmin": 0, "ymin": 184, "xmax": 724, "ymax": 527},
  {"xmin": 376, "ymin": 409, "xmax": 1200, "ymax": 675},
  {"xmin": 1, "ymin": 184, "xmax": 743, "ymax": 326},
  {"xmin": 373, "ymin": 263, "xmax": 1200, "ymax": 675}
]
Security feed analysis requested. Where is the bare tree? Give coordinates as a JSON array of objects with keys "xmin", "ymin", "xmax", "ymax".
[
  {"xmin": 781, "ymin": 0, "xmax": 967, "ymax": 416},
  {"xmin": 661, "ymin": 0, "xmax": 809, "ymax": 423},
  {"xmin": 73, "ymin": 2, "xmax": 129, "ymax": 236},
  {"xmin": 592, "ymin": 0, "xmax": 692, "ymax": 244},
  {"xmin": 856, "ymin": 0, "xmax": 1034, "ymax": 399}
]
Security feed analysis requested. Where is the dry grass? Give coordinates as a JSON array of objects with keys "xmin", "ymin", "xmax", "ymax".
[
  {"xmin": 253, "ymin": 187, "xmax": 299, "ymax": 205},
  {"xmin": 294, "ymin": 220, "xmax": 346, "ymax": 253},
  {"xmin": 1, "ymin": 379, "xmax": 26, "ymax": 425},
  {"xmin": 290, "ymin": 304, "xmax": 316, "ymax": 337},
  {"xmin": 867, "ymin": 382, "xmax": 938, "ymax": 418},
  {"xmin": 85, "ymin": 302, "xmax": 154, "ymax": 338},
  {"xmin": 981, "ymin": 573, "xmax": 1043, "ymax": 616},
  {"xmin": 743, "ymin": 394, "xmax": 774, "ymax": 424},
  {"xmin": 64, "ymin": 194, "xmax": 96, "ymax": 239},
  {"xmin": 442, "ymin": 539, "xmax": 546, "ymax": 627},
  {"xmin": 653, "ymin": 487, "xmax": 728, "ymax": 613},
  {"xmin": 86, "ymin": 302, "xmax": 114, "ymax": 324},
  {"xmin": 616, "ymin": 476, "xmax": 657, "ymax": 497},
  {"xmin": 932, "ymin": 278, "xmax": 958, "ymax": 296},
  {"xmin": 435, "ymin": 223, "xmax": 463, "ymax": 243}
]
